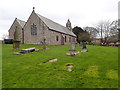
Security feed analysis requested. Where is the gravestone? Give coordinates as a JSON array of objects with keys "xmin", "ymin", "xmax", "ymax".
[
  {"xmin": 43, "ymin": 38, "xmax": 48, "ymax": 50},
  {"xmin": 13, "ymin": 26, "xmax": 20, "ymax": 49},
  {"xmin": 69, "ymin": 42, "xmax": 76, "ymax": 51},
  {"xmin": 82, "ymin": 42, "xmax": 87, "ymax": 49}
]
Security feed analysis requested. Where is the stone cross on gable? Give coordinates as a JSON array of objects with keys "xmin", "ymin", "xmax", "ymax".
[{"xmin": 33, "ymin": 7, "xmax": 35, "ymax": 12}]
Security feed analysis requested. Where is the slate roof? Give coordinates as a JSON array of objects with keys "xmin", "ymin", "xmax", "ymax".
[
  {"xmin": 16, "ymin": 18, "xmax": 26, "ymax": 28},
  {"xmin": 8, "ymin": 18, "xmax": 26, "ymax": 32},
  {"xmin": 36, "ymin": 13, "xmax": 76, "ymax": 37}
]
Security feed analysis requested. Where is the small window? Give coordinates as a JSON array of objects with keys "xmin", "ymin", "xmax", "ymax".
[
  {"xmin": 56, "ymin": 36, "xmax": 59, "ymax": 41},
  {"xmin": 65, "ymin": 36, "xmax": 67, "ymax": 42}
]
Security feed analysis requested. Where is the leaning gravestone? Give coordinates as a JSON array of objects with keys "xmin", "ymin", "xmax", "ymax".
[
  {"xmin": 69, "ymin": 42, "xmax": 76, "ymax": 51},
  {"xmin": 13, "ymin": 26, "xmax": 20, "ymax": 49}
]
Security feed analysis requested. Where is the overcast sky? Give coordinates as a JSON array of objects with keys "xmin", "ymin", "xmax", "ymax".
[{"xmin": 0, "ymin": 0, "xmax": 119, "ymax": 40}]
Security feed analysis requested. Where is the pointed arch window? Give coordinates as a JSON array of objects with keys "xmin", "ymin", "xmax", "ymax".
[{"xmin": 31, "ymin": 23, "xmax": 37, "ymax": 35}]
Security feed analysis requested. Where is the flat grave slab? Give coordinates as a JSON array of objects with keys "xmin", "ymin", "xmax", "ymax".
[{"xmin": 21, "ymin": 47, "xmax": 35, "ymax": 53}]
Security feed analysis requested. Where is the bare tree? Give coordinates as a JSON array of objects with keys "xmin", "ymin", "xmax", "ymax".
[
  {"xmin": 95, "ymin": 20, "xmax": 118, "ymax": 42},
  {"xmin": 110, "ymin": 20, "xmax": 118, "ymax": 36},
  {"xmin": 72, "ymin": 26, "xmax": 91, "ymax": 43},
  {"xmin": 96, "ymin": 21, "xmax": 105, "ymax": 42},
  {"xmin": 83, "ymin": 26, "xmax": 98, "ymax": 40}
]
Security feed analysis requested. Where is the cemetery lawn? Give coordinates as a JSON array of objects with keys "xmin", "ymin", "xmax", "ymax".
[{"xmin": 2, "ymin": 44, "xmax": 118, "ymax": 88}]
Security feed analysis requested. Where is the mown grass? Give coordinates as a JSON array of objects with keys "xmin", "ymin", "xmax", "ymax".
[{"xmin": 2, "ymin": 44, "xmax": 118, "ymax": 88}]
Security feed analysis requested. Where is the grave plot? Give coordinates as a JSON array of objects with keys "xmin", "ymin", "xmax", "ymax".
[
  {"xmin": 81, "ymin": 49, "xmax": 88, "ymax": 53},
  {"xmin": 66, "ymin": 51, "xmax": 80, "ymax": 56},
  {"xmin": 13, "ymin": 47, "xmax": 39, "ymax": 55},
  {"xmin": 66, "ymin": 64, "xmax": 74, "ymax": 72}
]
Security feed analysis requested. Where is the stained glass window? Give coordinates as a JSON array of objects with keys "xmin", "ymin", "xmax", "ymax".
[{"xmin": 31, "ymin": 23, "xmax": 37, "ymax": 35}]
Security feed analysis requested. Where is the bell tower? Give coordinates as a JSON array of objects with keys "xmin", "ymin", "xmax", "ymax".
[{"xmin": 66, "ymin": 19, "xmax": 72, "ymax": 31}]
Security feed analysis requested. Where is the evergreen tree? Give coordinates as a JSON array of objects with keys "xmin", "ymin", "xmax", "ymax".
[{"xmin": 72, "ymin": 26, "xmax": 91, "ymax": 43}]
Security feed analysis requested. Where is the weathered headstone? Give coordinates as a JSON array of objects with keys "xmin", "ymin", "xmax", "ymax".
[
  {"xmin": 82, "ymin": 42, "xmax": 87, "ymax": 49},
  {"xmin": 43, "ymin": 37, "xmax": 48, "ymax": 50},
  {"xmin": 13, "ymin": 26, "xmax": 20, "ymax": 49},
  {"xmin": 69, "ymin": 42, "xmax": 76, "ymax": 51}
]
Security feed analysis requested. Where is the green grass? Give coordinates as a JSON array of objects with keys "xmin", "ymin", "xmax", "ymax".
[{"xmin": 2, "ymin": 44, "xmax": 118, "ymax": 88}]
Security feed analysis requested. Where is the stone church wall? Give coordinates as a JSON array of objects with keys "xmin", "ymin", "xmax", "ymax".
[
  {"xmin": 9, "ymin": 19, "xmax": 23, "ymax": 43},
  {"xmin": 23, "ymin": 11, "xmax": 76, "ymax": 45},
  {"xmin": 24, "ymin": 12, "xmax": 49, "ymax": 44},
  {"xmin": 45, "ymin": 30, "xmax": 76, "ymax": 45}
]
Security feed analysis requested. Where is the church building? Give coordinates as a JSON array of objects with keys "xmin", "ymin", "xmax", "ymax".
[
  {"xmin": 9, "ymin": 8, "xmax": 76, "ymax": 45},
  {"xmin": 8, "ymin": 18, "xmax": 25, "ymax": 44}
]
